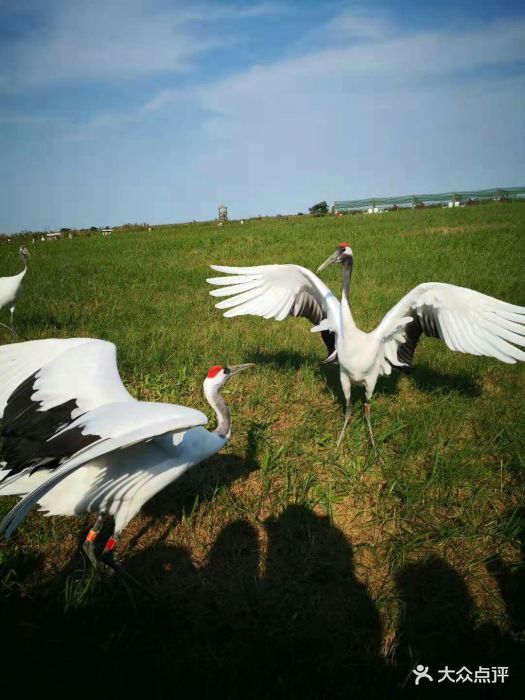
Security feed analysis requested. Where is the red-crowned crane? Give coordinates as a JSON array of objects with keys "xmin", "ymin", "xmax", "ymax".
[
  {"xmin": 207, "ymin": 244, "xmax": 525, "ymax": 448},
  {"xmin": 0, "ymin": 246, "xmax": 29, "ymax": 336},
  {"xmin": 0, "ymin": 338, "xmax": 253, "ymax": 571}
]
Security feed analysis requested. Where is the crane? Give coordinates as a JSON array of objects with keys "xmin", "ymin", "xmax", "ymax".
[
  {"xmin": 0, "ymin": 246, "xmax": 29, "ymax": 336},
  {"xmin": 0, "ymin": 337, "xmax": 253, "ymax": 571},
  {"xmin": 207, "ymin": 243, "xmax": 525, "ymax": 448}
]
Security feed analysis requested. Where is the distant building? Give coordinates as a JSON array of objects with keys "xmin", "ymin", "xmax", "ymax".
[
  {"xmin": 102, "ymin": 228, "xmax": 112, "ymax": 236},
  {"xmin": 335, "ymin": 186, "xmax": 525, "ymax": 213},
  {"xmin": 218, "ymin": 204, "xmax": 228, "ymax": 222},
  {"xmin": 46, "ymin": 231, "xmax": 62, "ymax": 239}
]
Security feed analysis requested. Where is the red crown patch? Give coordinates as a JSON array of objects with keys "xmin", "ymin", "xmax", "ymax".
[{"xmin": 207, "ymin": 365, "xmax": 224, "ymax": 378}]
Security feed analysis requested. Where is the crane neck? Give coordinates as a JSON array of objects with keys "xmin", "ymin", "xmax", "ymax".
[
  {"xmin": 340, "ymin": 257, "xmax": 356, "ymax": 330},
  {"xmin": 203, "ymin": 383, "xmax": 231, "ymax": 440},
  {"xmin": 19, "ymin": 256, "xmax": 28, "ymax": 274}
]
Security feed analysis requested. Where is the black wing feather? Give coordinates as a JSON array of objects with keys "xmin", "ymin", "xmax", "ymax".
[
  {"xmin": 1, "ymin": 372, "xmax": 99, "ymax": 477},
  {"xmin": 396, "ymin": 306, "xmax": 443, "ymax": 368}
]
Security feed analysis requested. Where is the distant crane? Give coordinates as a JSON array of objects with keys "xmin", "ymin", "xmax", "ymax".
[
  {"xmin": 208, "ymin": 243, "xmax": 525, "ymax": 447},
  {"xmin": 0, "ymin": 338, "xmax": 253, "ymax": 571},
  {"xmin": 0, "ymin": 246, "xmax": 29, "ymax": 336}
]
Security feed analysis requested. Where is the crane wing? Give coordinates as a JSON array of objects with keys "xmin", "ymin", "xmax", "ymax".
[
  {"xmin": 0, "ymin": 268, "xmax": 27, "ymax": 310},
  {"xmin": 2, "ymin": 339, "xmax": 138, "ymax": 475},
  {"xmin": 207, "ymin": 264, "xmax": 341, "ymax": 347},
  {"xmin": 373, "ymin": 282, "xmax": 525, "ymax": 374},
  {"xmin": 0, "ymin": 402, "xmax": 208, "ymax": 538},
  {"xmin": 0, "ymin": 337, "xmax": 94, "ymax": 418}
]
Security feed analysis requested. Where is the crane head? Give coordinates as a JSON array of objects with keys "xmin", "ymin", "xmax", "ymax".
[
  {"xmin": 317, "ymin": 243, "xmax": 352, "ymax": 272},
  {"xmin": 204, "ymin": 363, "xmax": 255, "ymax": 389},
  {"xmin": 19, "ymin": 246, "xmax": 30, "ymax": 259}
]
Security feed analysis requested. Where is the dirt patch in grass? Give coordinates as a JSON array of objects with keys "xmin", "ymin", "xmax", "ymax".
[{"xmin": 399, "ymin": 222, "xmax": 514, "ymax": 238}]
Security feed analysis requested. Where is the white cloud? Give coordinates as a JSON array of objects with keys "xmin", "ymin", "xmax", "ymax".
[
  {"xmin": 1, "ymin": 8, "xmax": 524, "ymax": 230},
  {"xmin": 0, "ymin": 0, "xmax": 280, "ymax": 88},
  {"xmin": 334, "ymin": 12, "xmax": 394, "ymax": 41},
  {"xmin": 141, "ymin": 17, "xmax": 525, "ymax": 115},
  {"xmin": 141, "ymin": 87, "xmax": 191, "ymax": 114},
  {"xmin": 202, "ymin": 18, "xmax": 525, "ymax": 103},
  {"xmin": 138, "ymin": 16, "xmax": 525, "ymax": 214},
  {"xmin": 296, "ymin": 8, "xmax": 396, "ymax": 50}
]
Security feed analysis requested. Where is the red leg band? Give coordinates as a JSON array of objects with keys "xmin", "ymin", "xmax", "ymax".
[
  {"xmin": 85, "ymin": 529, "xmax": 97, "ymax": 543},
  {"xmin": 103, "ymin": 537, "xmax": 117, "ymax": 553}
]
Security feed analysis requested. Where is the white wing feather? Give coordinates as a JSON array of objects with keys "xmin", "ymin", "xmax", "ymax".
[
  {"xmin": 0, "ymin": 338, "xmax": 94, "ymax": 418},
  {"xmin": 27, "ymin": 339, "xmax": 134, "ymax": 417},
  {"xmin": 374, "ymin": 282, "xmax": 525, "ymax": 373},
  {"xmin": 0, "ymin": 401, "xmax": 208, "ymax": 537},
  {"xmin": 207, "ymin": 264, "xmax": 341, "ymax": 335}
]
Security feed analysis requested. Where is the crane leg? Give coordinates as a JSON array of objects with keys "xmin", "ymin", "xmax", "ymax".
[
  {"xmin": 336, "ymin": 373, "xmax": 352, "ymax": 450},
  {"xmin": 336, "ymin": 404, "xmax": 352, "ymax": 450},
  {"xmin": 99, "ymin": 534, "xmax": 149, "ymax": 593},
  {"xmin": 363, "ymin": 403, "xmax": 375, "ymax": 449},
  {"xmin": 82, "ymin": 515, "xmax": 103, "ymax": 569},
  {"xmin": 0, "ymin": 320, "xmax": 17, "ymax": 336},
  {"xmin": 99, "ymin": 535, "xmax": 120, "ymax": 570},
  {"xmin": 9, "ymin": 306, "xmax": 18, "ymax": 336},
  {"xmin": 6, "ymin": 306, "xmax": 23, "ymax": 338}
]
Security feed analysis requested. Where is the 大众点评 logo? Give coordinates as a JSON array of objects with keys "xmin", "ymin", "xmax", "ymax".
[{"xmin": 412, "ymin": 666, "xmax": 509, "ymax": 685}]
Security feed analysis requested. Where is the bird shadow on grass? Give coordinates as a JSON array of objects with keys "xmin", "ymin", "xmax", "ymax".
[
  {"xmin": 246, "ymin": 349, "xmax": 481, "ymax": 402},
  {"xmin": 249, "ymin": 348, "xmax": 320, "ymax": 371},
  {"xmin": 375, "ymin": 364, "xmax": 481, "ymax": 399}
]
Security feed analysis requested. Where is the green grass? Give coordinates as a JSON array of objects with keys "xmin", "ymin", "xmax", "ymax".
[{"xmin": 1, "ymin": 204, "xmax": 524, "ymax": 698}]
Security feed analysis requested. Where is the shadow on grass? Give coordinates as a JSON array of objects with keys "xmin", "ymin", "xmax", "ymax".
[
  {"xmin": 248, "ymin": 349, "xmax": 481, "ymax": 404},
  {"xmin": 249, "ymin": 348, "xmax": 320, "ymax": 371},
  {"xmin": 0, "ymin": 505, "xmax": 391, "ymax": 697},
  {"xmin": 376, "ymin": 364, "xmax": 481, "ymax": 399},
  {"xmin": 127, "ymin": 423, "xmax": 261, "ymax": 548},
  {"xmin": 1, "ymin": 508, "xmax": 523, "ymax": 698},
  {"xmin": 485, "ymin": 507, "xmax": 525, "ymax": 634},
  {"xmin": 393, "ymin": 555, "xmax": 521, "ymax": 698}
]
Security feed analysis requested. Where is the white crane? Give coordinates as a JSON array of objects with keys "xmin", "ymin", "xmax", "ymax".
[
  {"xmin": 0, "ymin": 246, "xmax": 29, "ymax": 336},
  {"xmin": 0, "ymin": 338, "xmax": 253, "ymax": 571},
  {"xmin": 207, "ymin": 243, "xmax": 525, "ymax": 447}
]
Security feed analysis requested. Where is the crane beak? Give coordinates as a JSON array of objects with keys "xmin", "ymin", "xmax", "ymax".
[
  {"xmin": 317, "ymin": 251, "xmax": 340, "ymax": 272},
  {"xmin": 226, "ymin": 363, "xmax": 256, "ymax": 377}
]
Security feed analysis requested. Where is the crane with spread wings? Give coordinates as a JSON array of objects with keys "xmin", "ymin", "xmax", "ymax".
[
  {"xmin": 208, "ymin": 244, "xmax": 525, "ymax": 447},
  {"xmin": 0, "ymin": 338, "xmax": 253, "ymax": 571}
]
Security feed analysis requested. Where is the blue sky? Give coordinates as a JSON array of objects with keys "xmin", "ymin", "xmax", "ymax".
[{"xmin": 1, "ymin": 0, "xmax": 524, "ymax": 232}]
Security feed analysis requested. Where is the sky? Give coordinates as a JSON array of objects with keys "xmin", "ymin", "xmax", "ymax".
[{"xmin": 1, "ymin": 0, "xmax": 524, "ymax": 233}]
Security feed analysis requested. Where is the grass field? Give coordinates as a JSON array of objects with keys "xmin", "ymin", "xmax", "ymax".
[{"xmin": 1, "ymin": 203, "xmax": 524, "ymax": 698}]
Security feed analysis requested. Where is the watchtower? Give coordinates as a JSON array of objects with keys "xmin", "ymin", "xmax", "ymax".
[{"xmin": 218, "ymin": 204, "xmax": 228, "ymax": 222}]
